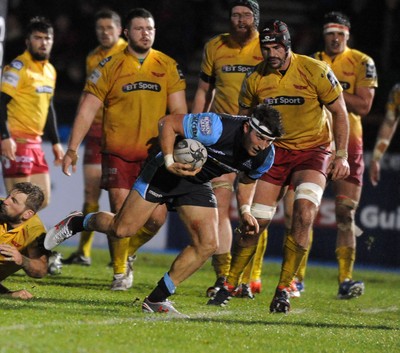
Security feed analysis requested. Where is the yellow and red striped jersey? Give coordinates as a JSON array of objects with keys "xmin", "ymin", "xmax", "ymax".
[
  {"xmin": 0, "ymin": 213, "xmax": 46, "ymax": 280},
  {"xmin": 312, "ymin": 48, "xmax": 378, "ymax": 153},
  {"xmin": 200, "ymin": 33, "xmax": 262, "ymax": 114},
  {"xmin": 86, "ymin": 38, "xmax": 127, "ymax": 126},
  {"xmin": 240, "ymin": 52, "xmax": 343, "ymax": 150},
  {"xmin": 85, "ymin": 48, "xmax": 186, "ymax": 161},
  {"xmin": 1, "ymin": 50, "xmax": 56, "ymax": 140}
]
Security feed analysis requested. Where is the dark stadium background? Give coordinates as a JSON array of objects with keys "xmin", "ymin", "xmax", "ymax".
[{"xmin": 2, "ymin": 0, "xmax": 400, "ymax": 269}]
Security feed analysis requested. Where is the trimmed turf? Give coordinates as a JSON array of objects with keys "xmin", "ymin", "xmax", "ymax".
[{"xmin": 1, "ymin": 247, "xmax": 398, "ymax": 353}]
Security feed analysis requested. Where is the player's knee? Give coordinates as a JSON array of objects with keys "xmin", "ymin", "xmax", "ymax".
[
  {"xmin": 336, "ymin": 195, "xmax": 358, "ymax": 232},
  {"xmin": 111, "ymin": 221, "xmax": 133, "ymax": 239},
  {"xmin": 200, "ymin": 238, "xmax": 218, "ymax": 259},
  {"xmin": 294, "ymin": 206, "xmax": 314, "ymax": 229}
]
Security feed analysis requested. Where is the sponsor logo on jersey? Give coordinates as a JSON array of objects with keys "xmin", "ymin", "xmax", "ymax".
[
  {"xmin": 99, "ymin": 56, "xmax": 111, "ymax": 67},
  {"xmin": 339, "ymin": 81, "xmax": 350, "ymax": 90},
  {"xmin": 191, "ymin": 116, "xmax": 199, "ymax": 136},
  {"xmin": 3, "ymin": 71, "xmax": 20, "ymax": 87},
  {"xmin": 222, "ymin": 64, "xmax": 254, "ymax": 73},
  {"xmin": 88, "ymin": 69, "xmax": 101, "ymax": 84},
  {"xmin": 199, "ymin": 115, "xmax": 212, "ymax": 135},
  {"xmin": 242, "ymin": 159, "xmax": 253, "ymax": 169},
  {"xmin": 122, "ymin": 81, "xmax": 161, "ymax": 92},
  {"xmin": 10, "ymin": 60, "xmax": 23, "ymax": 70},
  {"xmin": 263, "ymin": 96, "xmax": 305, "ymax": 105},
  {"xmin": 148, "ymin": 189, "xmax": 163, "ymax": 198},
  {"xmin": 36, "ymin": 85, "xmax": 54, "ymax": 94}
]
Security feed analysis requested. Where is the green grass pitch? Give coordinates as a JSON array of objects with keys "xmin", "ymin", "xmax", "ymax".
[{"xmin": 1, "ymin": 247, "xmax": 398, "ymax": 353}]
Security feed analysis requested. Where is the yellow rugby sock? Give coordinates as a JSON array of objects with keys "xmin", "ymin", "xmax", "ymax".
[
  {"xmin": 295, "ymin": 229, "xmax": 313, "ymax": 282},
  {"xmin": 78, "ymin": 202, "xmax": 99, "ymax": 258},
  {"xmin": 336, "ymin": 246, "xmax": 355, "ymax": 283},
  {"xmin": 278, "ymin": 234, "xmax": 307, "ymax": 288},
  {"xmin": 250, "ymin": 229, "xmax": 268, "ymax": 281},
  {"xmin": 211, "ymin": 253, "xmax": 232, "ymax": 278},
  {"xmin": 227, "ymin": 244, "xmax": 257, "ymax": 287},
  {"xmin": 241, "ymin": 229, "xmax": 268, "ymax": 283},
  {"xmin": 241, "ymin": 257, "xmax": 252, "ymax": 284},
  {"xmin": 109, "ymin": 236, "xmax": 130, "ymax": 274},
  {"xmin": 128, "ymin": 226, "xmax": 157, "ymax": 257}
]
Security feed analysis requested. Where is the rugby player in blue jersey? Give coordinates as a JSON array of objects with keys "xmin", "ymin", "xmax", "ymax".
[{"xmin": 44, "ymin": 103, "xmax": 284, "ymax": 317}]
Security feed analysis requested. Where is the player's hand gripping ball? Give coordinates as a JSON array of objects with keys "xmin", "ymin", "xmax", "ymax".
[{"xmin": 173, "ymin": 139, "xmax": 207, "ymax": 169}]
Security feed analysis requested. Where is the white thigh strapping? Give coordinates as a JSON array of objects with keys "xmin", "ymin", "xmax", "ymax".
[
  {"xmin": 251, "ymin": 203, "xmax": 276, "ymax": 220},
  {"xmin": 294, "ymin": 182, "xmax": 324, "ymax": 207}
]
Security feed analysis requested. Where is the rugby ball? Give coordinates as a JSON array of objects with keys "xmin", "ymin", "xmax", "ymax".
[{"xmin": 173, "ymin": 138, "xmax": 207, "ymax": 169}]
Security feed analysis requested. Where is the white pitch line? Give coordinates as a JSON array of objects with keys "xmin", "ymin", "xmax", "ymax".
[
  {"xmin": 360, "ymin": 306, "xmax": 398, "ymax": 314},
  {"xmin": 1, "ymin": 311, "xmax": 240, "ymax": 331}
]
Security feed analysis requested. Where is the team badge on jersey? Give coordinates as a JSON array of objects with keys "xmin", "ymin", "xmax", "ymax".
[{"xmin": 99, "ymin": 56, "xmax": 111, "ymax": 67}]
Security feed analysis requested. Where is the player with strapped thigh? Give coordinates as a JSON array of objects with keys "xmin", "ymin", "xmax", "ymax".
[
  {"xmin": 207, "ymin": 19, "xmax": 350, "ymax": 313},
  {"xmin": 44, "ymin": 104, "xmax": 284, "ymax": 317},
  {"xmin": 370, "ymin": 83, "xmax": 400, "ymax": 186},
  {"xmin": 62, "ymin": 9, "xmax": 127, "ymax": 267},
  {"xmin": 0, "ymin": 17, "xmax": 64, "ymax": 209},
  {"xmin": 294, "ymin": 12, "xmax": 378, "ymax": 299},
  {"xmin": 192, "ymin": 0, "xmax": 267, "ymax": 298},
  {"xmin": 58, "ymin": 8, "xmax": 187, "ymax": 291}
]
